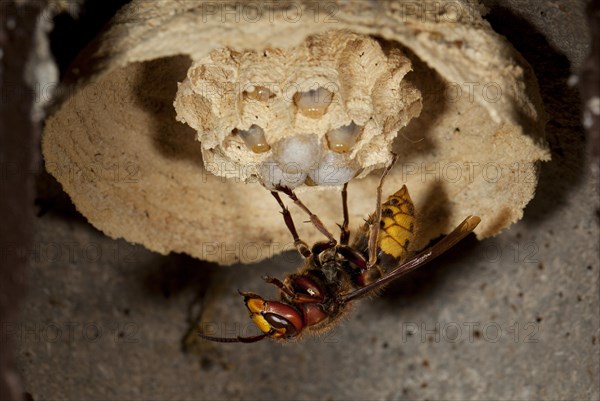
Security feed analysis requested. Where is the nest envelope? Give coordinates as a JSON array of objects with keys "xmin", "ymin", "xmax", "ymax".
[{"xmin": 43, "ymin": 0, "xmax": 550, "ymax": 264}]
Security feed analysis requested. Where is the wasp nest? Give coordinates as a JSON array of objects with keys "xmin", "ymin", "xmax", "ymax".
[
  {"xmin": 174, "ymin": 31, "xmax": 422, "ymax": 189},
  {"xmin": 43, "ymin": 0, "xmax": 550, "ymax": 264}
]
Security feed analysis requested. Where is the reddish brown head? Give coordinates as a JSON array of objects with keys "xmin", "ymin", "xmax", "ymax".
[{"xmin": 198, "ymin": 275, "xmax": 330, "ymax": 343}]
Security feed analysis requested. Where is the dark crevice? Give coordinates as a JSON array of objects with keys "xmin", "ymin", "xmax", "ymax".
[
  {"xmin": 482, "ymin": 6, "xmax": 586, "ymax": 224},
  {"xmin": 48, "ymin": 0, "xmax": 130, "ymax": 78}
]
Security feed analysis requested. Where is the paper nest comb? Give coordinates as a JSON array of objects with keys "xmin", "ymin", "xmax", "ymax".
[
  {"xmin": 43, "ymin": 0, "xmax": 550, "ymax": 264},
  {"xmin": 174, "ymin": 31, "xmax": 422, "ymax": 189}
]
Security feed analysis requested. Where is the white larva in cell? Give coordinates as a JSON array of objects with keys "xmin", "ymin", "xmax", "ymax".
[
  {"xmin": 235, "ymin": 124, "xmax": 271, "ymax": 153},
  {"xmin": 293, "ymin": 87, "xmax": 334, "ymax": 119},
  {"xmin": 259, "ymin": 159, "xmax": 307, "ymax": 190},
  {"xmin": 272, "ymin": 134, "xmax": 323, "ymax": 172},
  {"xmin": 308, "ymin": 152, "xmax": 359, "ymax": 186},
  {"xmin": 244, "ymin": 86, "xmax": 274, "ymax": 102},
  {"xmin": 326, "ymin": 122, "xmax": 362, "ymax": 153}
]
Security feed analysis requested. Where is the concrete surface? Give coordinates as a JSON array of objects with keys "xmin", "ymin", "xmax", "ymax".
[{"xmin": 8, "ymin": 0, "xmax": 599, "ymax": 400}]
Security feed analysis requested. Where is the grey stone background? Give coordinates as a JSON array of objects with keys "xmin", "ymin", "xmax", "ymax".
[{"xmin": 9, "ymin": 0, "xmax": 599, "ymax": 400}]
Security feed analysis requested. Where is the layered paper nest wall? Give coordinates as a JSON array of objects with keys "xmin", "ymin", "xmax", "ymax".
[{"xmin": 43, "ymin": 0, "xmax": 550, "ymax": 264}]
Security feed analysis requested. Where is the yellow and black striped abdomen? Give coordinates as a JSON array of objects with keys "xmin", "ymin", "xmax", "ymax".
[{"xmin": 378, "ymin": 185, "xmax": 416, "ymax": 267}]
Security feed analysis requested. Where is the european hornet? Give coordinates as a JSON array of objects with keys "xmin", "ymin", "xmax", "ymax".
[{"xmin": 200, "ymin": 157, "xmax": 481, "ymax": 343}]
